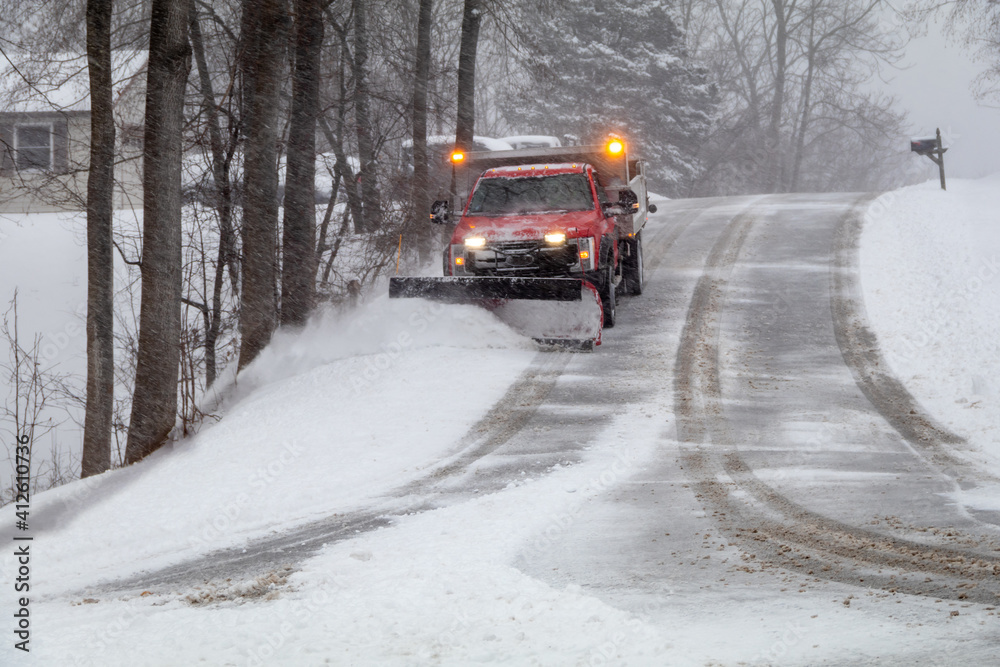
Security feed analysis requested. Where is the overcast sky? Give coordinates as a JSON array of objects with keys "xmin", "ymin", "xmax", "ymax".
[{"xmin": 886, "ymin": 17, "xmax": 1000, "ymax": 179}]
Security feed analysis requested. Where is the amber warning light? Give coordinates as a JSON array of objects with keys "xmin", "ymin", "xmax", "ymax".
[
  {"xmin": 450, "ymin": 150, "xmax": 465, "ymax": 163},
  {"xmin": 607, "ymin": 139, "xmax": 624, "ymax": 155}
]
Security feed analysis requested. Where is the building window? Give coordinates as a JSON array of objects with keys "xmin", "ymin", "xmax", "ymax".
[{"xmin": 15, "ymin": 124, "xmax": 52, "ymax": 170}]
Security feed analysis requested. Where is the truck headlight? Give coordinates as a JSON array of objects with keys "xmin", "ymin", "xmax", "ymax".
[
  {"xmin": 464, "ymin": 237, "xmax": 486, "ymax": 248},
  {"xmin": 544, "ymin": 232, "xmax": 566, "ymax": 245}
]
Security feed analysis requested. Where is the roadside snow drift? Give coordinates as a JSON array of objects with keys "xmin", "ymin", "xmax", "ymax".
[
  {"xmin": 4, "ymin": 296, "xmax": 534, "ymax": 591},
  {"xmin": 860, "ymin": 175, "xmax": 1000, "ymax": 471}
]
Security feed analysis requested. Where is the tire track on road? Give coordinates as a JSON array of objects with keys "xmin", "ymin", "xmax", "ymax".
[
  {"xmin": 831, "ymin": 196, "xmax": 998, "ymax": 488},
  {"xmin": 675, "ymin": 195, "xmax": 1000, "ymax": 605}
]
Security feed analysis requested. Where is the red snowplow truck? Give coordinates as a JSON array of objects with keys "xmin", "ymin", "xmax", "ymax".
[{"xmin": 389, "ymin": 137, "xmax": 656, "ymax": 349}]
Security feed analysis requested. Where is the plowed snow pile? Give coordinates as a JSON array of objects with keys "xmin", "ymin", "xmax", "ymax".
[
  {"xmin": 4, "ymin": 297, "xmax": 534, "ymax": 589},
  {"xmin": 861, "ymin": 174, "xmax": 1000, "ymax": 499}
]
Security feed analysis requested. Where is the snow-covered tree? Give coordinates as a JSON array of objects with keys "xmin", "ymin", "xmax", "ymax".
[
  {"xmin": 502, "ymin": 0, "xmax": 717, "ymax": 195},
  {"xmin": 684, "ymin": 0, "xmax": 909, "ymax": 195},
  {"xmin": 907, "ymin": 1, "xmax": 1000, "ymax": 104}
]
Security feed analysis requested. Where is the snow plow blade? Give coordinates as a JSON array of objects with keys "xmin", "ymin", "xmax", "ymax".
[
  {"xmin": 389, "ymin": 276, "xmax": 603, "ymax": 348},
  {"xmin": 390, "ymin": 276, "xmax": 583, "ymax": 302}
]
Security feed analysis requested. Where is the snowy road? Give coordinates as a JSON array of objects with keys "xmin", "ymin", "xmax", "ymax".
[
  {"xmin": 516, "ymin": 193, "xmax": 1000, "ymax": 663},
  {"xmin": 667, "ymin": 192, "xmax": 1000, "ymax": 601},
  {"xmin": 20, "ymin": 192, "xmax": 1000, "ymax": 665}
]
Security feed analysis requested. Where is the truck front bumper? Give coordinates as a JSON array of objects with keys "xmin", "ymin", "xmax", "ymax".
[{"xmin": 449, "ymin": 236, "xmax": 596, "ymax": 276}]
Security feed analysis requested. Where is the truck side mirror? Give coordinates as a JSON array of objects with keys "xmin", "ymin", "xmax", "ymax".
[
  {"xmin": 430, "ymin": 200, "xmax": 450, "ymax": 224},
  {"xmin": 618, "ymin": 188, "xmax": 639, "ymax": 212},
  {"xmin": 648, "ymin": 203, "xmax": 658, "ymax": 214},
  {"xmin": 602, "ymin": 202, "xmax": 626, "ymax": 217}
]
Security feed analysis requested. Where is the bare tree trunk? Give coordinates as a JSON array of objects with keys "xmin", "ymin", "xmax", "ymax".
[
  {"xmin": 323, "ymin": 10, "xmax": 365, "ymax": 235},
  {"xmin": 189, "ymin": 0, "xmax": 237, "ymax": 387},
  {"xmin": 351, "ymin": 0, "xmax": 382, "ymax": 232},
  {"xmin": 320, "ymin": 114, "xmax": 364, "ymax": 236},
  {"xmin": 125, "ymin": 0, "xmax": 191, "ymax": 464},
  {"xmin": 281, "ymin": 0, "xmax": 324, "ymax": 327},
  {"xmin": 766, "ymin": 0, "xmax": 791, "ymax": 193},
  {"xmin": 321, "ymin": 207, "xmax": 352, "ymax": 286},
  {"xmin": 789, "ymin": 10, "xmax": 816, "ymax": 193},
  {"xmin": 410, "ymin": 0, "xmax": 434, "ymax": 260},
  {"xmin": 316, "ymin": 168, "xmax": 341, "ymax": 260},
  {"xmin": 81, "ymin": 0, "xmax": 114, "ymax": 477},
  {"xmin": 455, "ymin": 0, "xmax": 483, "ymax": 152},
  {"xmin": 332, "ymin": 36, "xmax": 365, "ymax": 234},
  {"xmin": 237, "ymin": 0, "xmax": 287, "ymax": 371}
]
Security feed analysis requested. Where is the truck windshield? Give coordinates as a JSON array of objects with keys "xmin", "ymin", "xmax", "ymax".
[{"xmin": 467, "ymin": 173, "xmax": 595, "ymax": 216}]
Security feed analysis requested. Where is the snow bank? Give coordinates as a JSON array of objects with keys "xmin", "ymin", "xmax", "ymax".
[
  {"xmin": 8, "ymin": 295, "xmax": 534, "ymax": 590},
  {"xmin": 860, "ymin": 175, "xmax": 1000, "ymax": 468}
]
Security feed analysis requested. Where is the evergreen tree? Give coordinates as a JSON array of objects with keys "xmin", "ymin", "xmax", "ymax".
[{"xmin": 504, "ymin": 0, "xmax": 716, "ymax": 195}]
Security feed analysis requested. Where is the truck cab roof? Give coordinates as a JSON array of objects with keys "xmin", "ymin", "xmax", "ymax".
[{"xmin": 479, "ymin": 163, "xmax": 588, "ymax": 178}]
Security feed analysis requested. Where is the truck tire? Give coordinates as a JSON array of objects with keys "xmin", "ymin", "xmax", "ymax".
[
  {"xmin": 623, "ymin": 232, "xmax": 644, "ymax": 295},
  {"xmin": 600, "ymin": 260, "xmax": 616, "ymax": 328}
]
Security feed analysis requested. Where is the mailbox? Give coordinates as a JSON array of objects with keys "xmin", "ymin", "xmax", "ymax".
[{"xmin": 910, "ymin": 128, "xmax": 947, "ymax": 190}]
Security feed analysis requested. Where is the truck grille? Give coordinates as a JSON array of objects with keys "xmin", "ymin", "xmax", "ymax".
[
  {"xmin": 468, "ymin": 240, "xmax": 577, "ymax": 274},
  {"xmin": 492, "ymin": 240, "xmax": 541, "ymax": 254}
]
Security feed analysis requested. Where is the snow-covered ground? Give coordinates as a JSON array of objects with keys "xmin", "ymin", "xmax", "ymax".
[
  {"xmin": 0, "ymin": 287, "xmax": 689, "ymax": 666},
  {"xmin": 860, "ymin": 175, "xmax": 1000, "ymax": 489},
  {"xmin": 27, "ymin": 300, "xmax": 535, "ymax": 591},
  {"xmin": 0, "ymin": 211, "xmax": 89, "ymax": 485},
  {"xmin": 2, "ymin": 180, "xmax": 999, "ymax": 665}
]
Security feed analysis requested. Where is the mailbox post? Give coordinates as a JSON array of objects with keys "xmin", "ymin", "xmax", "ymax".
[{"xmin": 910, "ymin": 128, "xmax": 947, "ymax": 191}]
